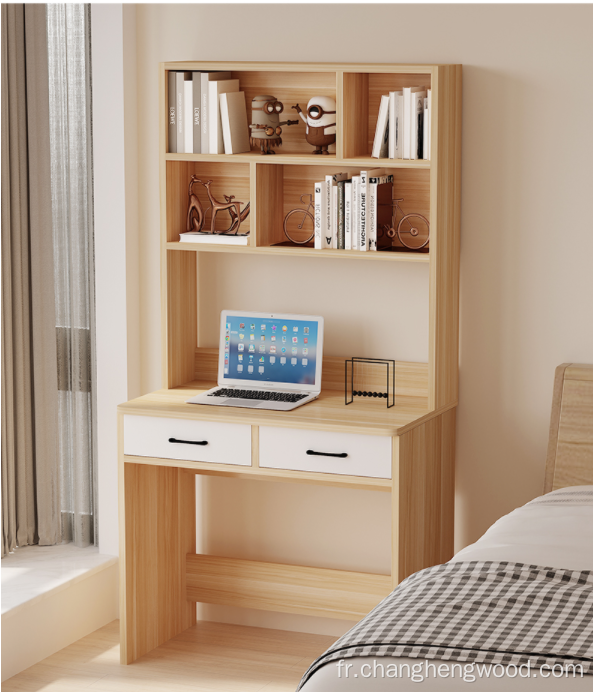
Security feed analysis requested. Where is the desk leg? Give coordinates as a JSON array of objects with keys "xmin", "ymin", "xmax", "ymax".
[{"xmin": 120, "ymin": 463, "xmax": 196, "ymax": 664}]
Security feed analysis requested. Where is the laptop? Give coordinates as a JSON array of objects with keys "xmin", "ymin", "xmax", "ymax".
[{"xmin": 187, "ymin": 310, "xmax": 324, "ymax": 411}]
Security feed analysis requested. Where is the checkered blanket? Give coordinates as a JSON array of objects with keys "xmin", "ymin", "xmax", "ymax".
[{"xmin": 298, "ymin": 561, "xmax": 593, "ymax": 688}]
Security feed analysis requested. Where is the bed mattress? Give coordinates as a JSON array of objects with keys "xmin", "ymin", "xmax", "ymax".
[{"xmin": 300, "ymin": 486, "xmax": 593, "ymax": 691}]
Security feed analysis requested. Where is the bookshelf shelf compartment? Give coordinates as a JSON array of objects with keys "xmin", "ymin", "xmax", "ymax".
[{"xmin": 342, "ymin": 71, "xmax": 432, "ymax": 160}]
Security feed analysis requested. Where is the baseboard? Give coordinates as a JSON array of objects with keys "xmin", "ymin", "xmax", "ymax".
[{"xmin": 1, "ymin": 558, "xmax": 118, "ymax": 682}]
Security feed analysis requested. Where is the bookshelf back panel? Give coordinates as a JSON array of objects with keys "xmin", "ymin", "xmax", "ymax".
[
  {"xmin": 342, "ymin": 72, "xmax": 432, "ymax": 158},
  {"xmin": 167, "ymin": 160, "xmax": 251, "ymax": 242},
  {"xmin": 230, "ymin": 70, "xmax": 337, "ymax": 156}
]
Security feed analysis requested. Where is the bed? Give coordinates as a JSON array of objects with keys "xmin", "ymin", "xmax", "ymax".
[{"xmin": 299, "ymin": 363, "xmax": 593, "ymax": 691}]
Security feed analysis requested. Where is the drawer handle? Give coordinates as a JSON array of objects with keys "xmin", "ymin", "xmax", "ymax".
[
  {"xmin": 168, "ymin": 437, "xmax": 208, "ymax": 446},
  {"xmin": 306, "ymin": 449, "xmax": 348, "ymax": 459}
]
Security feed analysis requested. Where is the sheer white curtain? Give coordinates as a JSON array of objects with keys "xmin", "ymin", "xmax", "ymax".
[{"xmin": 47, "ymin": 4, "xmax": 97, "ymax": 547}]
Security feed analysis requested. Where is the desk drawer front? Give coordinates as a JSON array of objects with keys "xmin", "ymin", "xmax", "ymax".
[
  {"xmin": 259, "ymin": 427, "xmax": 392, "ymax": 479},
  {"xmin": 123, "ymin": 415, "xmax": 251, "ymax": 466}
]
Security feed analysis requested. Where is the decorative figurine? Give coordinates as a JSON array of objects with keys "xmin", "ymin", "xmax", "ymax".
[
  {"xmin": 292, "ymin": 96, "xmax": 336, "ymax": 155},
  {"xmin": 249, "ymin": 95, "xmax": 299, "ymax": 155},
  {"xmin": 380, "ymin": 196, "xmax": 430, "ymax": 250},
  {"xmin": 184, "ymin": 175, "xmax": 250, "ymax": 236}
]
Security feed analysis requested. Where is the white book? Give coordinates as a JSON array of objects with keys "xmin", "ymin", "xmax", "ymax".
[
  {"xmin": 209, "ymin": 79, "xmax": 240, "ymax": 154},
  {"xmin": 175, "ymin": 72, "xmax": 186, "ymax": 153},
  {"xmin": 402, "ymin": 87, "xmax": 424, "ymax": 159},
  {"xmin": 372, "ymin": 94, "xmax": 390, "ymax": 159},
  {"xmin": 200, "ymin": 71, "xmax": 231, "ymax": 155},
  {"xmin": 332, "ymin": 186, "xmax": 338, "ymax": 248},
  {"xmin": 179, "ymin": 232, "xmax": 249, "ymax": 245},
  {"xmin": 314, "ymin": 182, "xmax": 326, "ymax": 250},
  {"xmin": 388, "ymin": 91, "xmax": 403, "ymax": 159},
  {"xmin": 368, "ymin": 174, "xmax": 393, "ymax": 251},
  {"xmin": 344, "ymin": 182, "xmax": 352, "ymax": 250},
  {"xmin": 220, "ymin": 91, "xmax": 250, "ymax": 155},
  {"xmin": 184, "ymin": 76, "xmax": 193, "ymax": 154},
  {"xmin": 359, "ymin": 168, "xmax": 382, "ymax": 251},
  {"xmin": 351, "ymin": 175, "xmax": 360, "ymax": 250},
  {"xmin": 411, "ymin": 90, "xmax": 427, "ymax": 160},
  {"xmin": 427, "ymin": 89, "xmax": 432, "ymax": 160}
]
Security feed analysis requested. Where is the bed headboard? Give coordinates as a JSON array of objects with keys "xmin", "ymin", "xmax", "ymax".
[{"xmin": 544, "ymin": 363, "xmax": 593, "ymax": 493}]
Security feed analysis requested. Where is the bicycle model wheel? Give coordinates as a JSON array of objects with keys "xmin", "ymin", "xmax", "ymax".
[
  {"xmin": 283, "ymin": 209, "xmax": 315, "ymax": 245},
  {"xmin": 397, "ymin": 213, "xmax": 430, "ymax": 250}
]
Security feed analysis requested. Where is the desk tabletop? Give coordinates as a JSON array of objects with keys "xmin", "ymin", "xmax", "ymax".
[{"xmin": 118, "ymin": 381, "xmax": 430, "ymax": 436}]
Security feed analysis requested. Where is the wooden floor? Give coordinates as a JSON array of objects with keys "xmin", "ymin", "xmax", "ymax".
[{"xmin": 3, "ymin": 620, "xmax": 337, "ymax": 692}]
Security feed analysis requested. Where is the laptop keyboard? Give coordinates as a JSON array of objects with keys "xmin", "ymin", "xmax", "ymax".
[{"xmin": 208, "ymin": 388, "xmax": 308, "ymax": 403}]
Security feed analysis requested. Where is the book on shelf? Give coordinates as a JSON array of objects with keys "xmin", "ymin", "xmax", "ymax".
[
  {"xmin": 167, "ymin": 71, "xmax": 177, "ymax": 153},
  {"xmin": 351, "ymin": 175, "xmax": 360, "ymax": 250},
  {"xmin": 192, "ymin": 72, "xmax": 201, "ymax": 153},
  {"xmin": 371, "ymin": 94, "xmax": 390, "ymax": 159},
  {"xmin": 402, "ymin": 86, "xmax": 425, "ymax": 159},
  {"xmin": 220, "ymin": 91, "xmax": 250, "ymax": 154},
  {"xmin": 411, "ymin": 90, "xmax": 427, "ymax": 160},
  {"xmin": 358, "ymin": 168, "xmax": 382, "ymax": 251},
  {"xmin": 179, "ymin": 232, "xmax": 249, "ymax": 245},
  {"xmin": 209, "ymin": 79, "xmax": 240, "ymax": 155},
  {"xmin": 368, "ymin": 174, "xmax": 394, "ymax": 251},
  {"xmin": 314, "ymin": 182, "xmax": 325, "ymax": 250},
  {"xmin": 388, "ymin": 91, "xmax": 403, "ymax": 159},
  {"xmin": 337, "ymin": 178, "xmax": 348, "ymax": 249},
  {"xmin": 184, "ymin": 74, "xmax": 193, "ymax": 154},
  {"xmin": 175, "ymin": 72, "xmax": 187, "ymax": 154},
  {"xmin": 423, "ymin": 89, "xmax": 431, "ymax": 160},
  {"xmin": 200, "ymin": 71, "xmax": 231, "ymax": 154},
  {"xmin": 344, "ymin": 181, "xmax": 352, "ymax": 250},
  {"xmin": 325, "ymin": 173, "xmax": 348, "ymax": 249}
]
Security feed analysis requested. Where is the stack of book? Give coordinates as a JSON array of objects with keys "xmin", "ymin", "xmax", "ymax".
[
  {"xmin": 167, "ymin": 70, "xmax": 250, "ymax": 155},
  {"xmin": 371, "ymin": 87, "xmax": 431, "ymax": 160},
  {"xmin": 313, "ymin": 170, "xmax": 394, "ymax": 251}
]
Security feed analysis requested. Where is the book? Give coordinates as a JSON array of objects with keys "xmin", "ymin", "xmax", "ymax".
[
  {"xmin": 371, "ymin": 94, "xmax": 390, "ymax": 159},
  {"xmin": 220, "ymin": 91, "xmax": 250, "ymax": 155},
  {"xmin": 333, "ymin": 185, "xmax": 338, "ymax": 248},
  {"xmin": 184, "ymin": 74, "xmax": 193, "ymax": 154},
  {"xmin": 351, "ymin": 175, "xmax": 360, "ymax": 250},
  {"xmin": 344, "ymin": 181, "xmax": 352, "ymax": 250},
  {"xmin": 167, "ymin": 71, "xmax": 177, "ymax": 153},
  {"xmin": 192, "ymin": 72, "xmax": 201, "ymax": 154},
  {"xmin": 423, "ymin": 97, "xmax": 428, "ymax": 160},
  {"xmin": 337, "ymin": 179, "xmax": 347, "ymax": 249},
  {"xmin": 388, "ymin": 91, "xmax": 403, "ymax": 159},
  {"xmin": 426, "ymin": 89, "xmax": 432, "ymax": 160},
  {"xmin": 179, "ymin": 232, "xmax": 249, "ymax": 245},
  {"xmin": 402, "ymin": 87, "xmax": 424, "ymax": 159},
  {"xmin": 325, "ymin": 173, "xmax": 348, "ymax": 249},
  {"xmin": 411, "ymin": 90, "xmax": 427, "ymax": 160},
  {"xmin": 358, "ymin": 168, "xmax": 382, "ymax": 251},
  {"xmin": 200, "ymin": 71, "xmax": 231, "ymax": 155},
  {"xmin": 314, "ymin": 181, "xmax": 326, "ymax": 250},
  {"xmin": 209, "ymin": 79, "xmax": 240, "ymax": 155},
  {"xmin": 368, "ymin": 174, "xmax": 394, "ymax": 251},
  {"xmin": 175, "ymin": 72, "xmax": 187, "ymax": 154}
]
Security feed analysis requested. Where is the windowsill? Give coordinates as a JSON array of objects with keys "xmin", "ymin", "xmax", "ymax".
[{"xmin": 1, "ymin": 544, "xmax": 117, "ymax": 618}]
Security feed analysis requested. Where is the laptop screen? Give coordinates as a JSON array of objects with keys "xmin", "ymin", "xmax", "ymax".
[{"xmin": 219, "ymin": 312, "xmax": 323, "ymax": 389}]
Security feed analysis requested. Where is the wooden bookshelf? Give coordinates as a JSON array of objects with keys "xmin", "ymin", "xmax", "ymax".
[{"xmin": 118, "ymin": 61, "xmax": 462, "ymax": 665}]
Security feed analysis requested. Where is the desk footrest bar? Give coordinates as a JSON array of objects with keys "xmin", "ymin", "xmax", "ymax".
[{"xmin": 186, "ymin": 553, "xmax": 392, "ymax": 620}]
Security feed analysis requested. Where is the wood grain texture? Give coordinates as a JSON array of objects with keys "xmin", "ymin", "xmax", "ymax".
[
  {"xmin": 254, "ymin": 163, "xmax": 284, "ymax": 246},
  {"xmin": 392, "ymin": 406, "xmax": 456, "ymax": 585},
  {"xmin": 194, "ymin": 346, "xmax": 429, "ymax": 398},
  {"xmin": 2, "ymin": 619, "xmax": 337, "ymax": 692},
  {"xmin": 544, "ymin": 363, "xmax": 593, "ymax": 492},
  {"xmin": 186, "ymin": 554, "xmax": 391, "ymax": 620},
  {"xmin": 120, "ymin": 463, "xmax": 196, "ymax": 664},
  {"xmin": 428, "ymin": 64, "xmax": 462, "ymax": 410},
  {"xmin": 342, "ymin": 72, "xmax": 369, "ymax": 159},
  {"xmin": 165, "ymin": 250, "xmax": 197, "ymax": 388}
]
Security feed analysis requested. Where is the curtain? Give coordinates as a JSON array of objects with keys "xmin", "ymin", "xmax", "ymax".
[
  {"xmin": 47, "ymin": 4, "xmax": 97, "ymax": 548},
  {"xmin": 1, "ymin": 4, "xmax": 96, "ymax": 555}
]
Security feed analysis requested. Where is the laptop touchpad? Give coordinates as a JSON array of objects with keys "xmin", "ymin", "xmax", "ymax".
[{"xmin": 223, "ymin": 398, "xmax": 263, "ymax": 407}]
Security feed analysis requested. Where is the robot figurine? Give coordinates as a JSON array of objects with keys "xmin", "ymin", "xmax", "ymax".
[
  {"xmin": 292, "ymin": 96, "xmax": 336, "ymax": 155},
  {"xmin": 249, "ymin": 95, "xmax": 299, "ymax": 154}
]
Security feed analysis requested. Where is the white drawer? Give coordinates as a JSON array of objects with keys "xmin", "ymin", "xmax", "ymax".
[
  {"xmin": 259, "ymin": 426, "xmax": 392, "ymax": 479},
  {"xmin": 123, "ymin": 415, "xmax": 251, "ymax": 466}
]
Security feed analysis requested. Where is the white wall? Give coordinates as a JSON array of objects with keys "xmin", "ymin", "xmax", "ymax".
[
  {"xmin": 127, "ymin": 4, "xmax": 593, "ymax": 635},
  {"xmin": 93, "ymin": 3, "xmax": 139, "ymax": 558}
]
